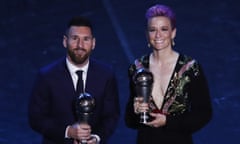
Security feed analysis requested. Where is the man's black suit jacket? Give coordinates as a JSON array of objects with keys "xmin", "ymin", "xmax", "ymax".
[{"xmin": 28, "ymin": 57, "xmax": 120, "ymax": 144}]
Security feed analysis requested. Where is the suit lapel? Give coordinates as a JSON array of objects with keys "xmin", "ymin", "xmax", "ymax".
[{"xmin": 58, "ymin": 58, "xmax": 76, "ymax": 98}]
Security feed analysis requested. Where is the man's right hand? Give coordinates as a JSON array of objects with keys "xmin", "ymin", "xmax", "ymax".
[{"xmin": 67, "ymin": 123, "xmax": 91, "ymax": 141}]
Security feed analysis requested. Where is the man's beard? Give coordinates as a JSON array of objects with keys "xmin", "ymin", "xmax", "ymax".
[{"xmin": 67, "ymin": 48, "xmax": 91, "ymax": 65}]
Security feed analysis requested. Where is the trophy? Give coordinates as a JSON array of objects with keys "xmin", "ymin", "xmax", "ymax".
[
  {"xmin": 133, "ymin": 68, "xmax": 153, "ymax": 124},
  {"xmin": 75, "ymin": 92, "xmax": 95, "ymax": 144}
]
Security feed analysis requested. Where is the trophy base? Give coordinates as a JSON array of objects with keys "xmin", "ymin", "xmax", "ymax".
[
  {"xmin": 140, "ymin": 112, "xmax": 150, "ymax": 124},
  {"xmin": 80, "ymin": 140, "xmax": 87, "ymax": 144}
]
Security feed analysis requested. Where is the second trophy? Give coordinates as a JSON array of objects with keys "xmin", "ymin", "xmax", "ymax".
[{"xmin": 133, "ymin": 68, "xmax": 153, "ymax": 124}]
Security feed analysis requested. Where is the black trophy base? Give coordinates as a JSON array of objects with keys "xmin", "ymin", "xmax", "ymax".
[{"xmin": 140, "ymin": 112, "xmax": 151, "ymax": 124}]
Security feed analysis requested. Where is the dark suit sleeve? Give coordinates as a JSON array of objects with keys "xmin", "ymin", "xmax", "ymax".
[
  {"xmin": 164, "ymin": 65, "xmax": 212, "ymax": 134},
  {"xmin": 97, "ymin": 70, "xmax": 120, "ymax": 143},
  {"xmin": 28, "ymin": 72, "xmax": 67, "ymax": 143}
]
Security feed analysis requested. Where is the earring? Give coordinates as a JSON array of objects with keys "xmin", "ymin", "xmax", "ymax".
[
  {"xmin": 172, "ymin": 39, "xmax": 175, "ymax": 46},
  {"xmin": 147, "ymin": 43, "xmax": 151, "ymax": 48}
]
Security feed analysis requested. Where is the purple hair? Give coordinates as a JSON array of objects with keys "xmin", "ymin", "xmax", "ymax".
[{"xmin": 145, "ymin": 4, "xmax": 176, "ymax": 29}]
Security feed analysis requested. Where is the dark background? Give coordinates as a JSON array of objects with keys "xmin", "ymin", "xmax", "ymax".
[{"xmin": 0, "ymin": 0, "xmax": 239, "ymax": 143}]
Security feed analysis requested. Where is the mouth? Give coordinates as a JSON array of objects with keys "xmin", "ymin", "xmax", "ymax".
[
  {"xmin": 75, "ymin": 48, "xmax": 85, "ymax": 54},
  {"xmin": 154, "ymin": 39, "xmax": 164, "ymax": 44}
]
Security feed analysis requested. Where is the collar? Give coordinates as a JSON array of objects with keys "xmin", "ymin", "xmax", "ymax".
[{"xmin": 66, "ymin": 58, "xmax": 89, "ymax": 75}]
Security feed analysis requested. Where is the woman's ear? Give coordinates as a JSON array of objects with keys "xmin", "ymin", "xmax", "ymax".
[{"xmin": 171, "ymin": 28, "xmax": 177, "ymax": 39}]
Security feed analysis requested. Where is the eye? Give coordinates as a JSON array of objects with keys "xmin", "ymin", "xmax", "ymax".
[
  {"xmin": 161, "ymin": 26, "xmax": 170, "ymax": 31},
  {"xmin": 83, "ymin": 36, "xmax": 92, "ymax": 41},
  {"xmin": 148, "ymin": 28, "xmax": 156, "ymax": 32},
  {"xmin": 162, "ymin": 28, "xmax": 169, "ymax": 31},
  {"xmin": 70, "ymin": 35, "xmax": 79, "ymax": 40}
]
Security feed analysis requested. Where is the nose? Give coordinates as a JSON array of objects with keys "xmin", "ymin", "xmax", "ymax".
[
  {"xmin": 155, "ymin": 30, "xmax": 161, "ymax": 38},
  {"xmin": 77, "ymin": 38, "xmax": 84, "ymax": 48}
]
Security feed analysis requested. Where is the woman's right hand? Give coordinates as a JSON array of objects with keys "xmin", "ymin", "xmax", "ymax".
[{"xmin": 133, "ymin": 97, "xmax": 149, "ymax": 114}]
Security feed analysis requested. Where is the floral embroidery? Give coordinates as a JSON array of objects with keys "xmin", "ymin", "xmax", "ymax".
[
  {"xmin": 129, "ymin": 55, "xmax": 149, "ymax": 76},
  {"xmin": 134, "ymin": 59, "xmax": 144, "ymax": 70},
  {"xmin": 162, "ymin": 70, "xmax": 190, "ymax": 114},
  {"xmin": 162, "ymin": 57, "xmax": 199, "ymax": 115}
]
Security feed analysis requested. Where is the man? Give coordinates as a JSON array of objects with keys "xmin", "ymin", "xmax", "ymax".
[{"xmin": 28, "ymin": 16, "xmax": 120, "ymax": 144}]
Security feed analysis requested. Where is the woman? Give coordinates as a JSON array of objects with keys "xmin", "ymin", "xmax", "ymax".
[{"xmin": 125, "ymin": 4, "xmax": 212, "ymax": 144}]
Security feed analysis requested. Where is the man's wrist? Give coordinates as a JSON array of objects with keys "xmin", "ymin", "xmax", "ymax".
[
  {"xmin": 65, "ymin": 126, "xmax": 71, "ymax": 138},
  {"xmin": 91, "ymin": 134, "xmax": 100, "ymax": 143}
]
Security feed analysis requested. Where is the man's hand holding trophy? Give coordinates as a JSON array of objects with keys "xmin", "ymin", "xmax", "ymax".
[{"xmin": 74, "ymin": 92, "xmax": 96, "ymax": 144}]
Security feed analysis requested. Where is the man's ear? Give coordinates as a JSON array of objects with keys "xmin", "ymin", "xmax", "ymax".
[
  {"xmin": 92, "ymin": 38, "xmax": 96, "ymax": 50},
  {"xmin": 63, "ymin": 35, "xmax": 67, "ymax": 48}
]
